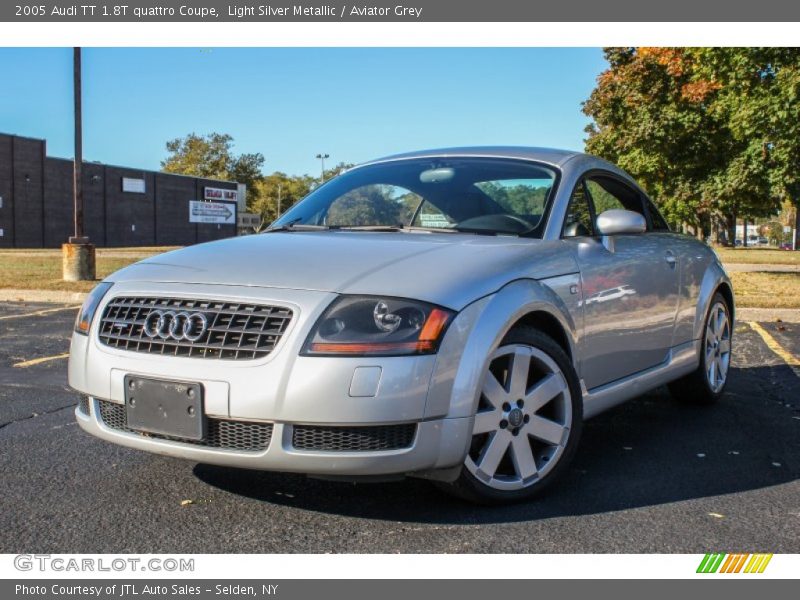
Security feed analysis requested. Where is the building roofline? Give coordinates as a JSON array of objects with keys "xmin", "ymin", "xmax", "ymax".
[{"xmin": 2, "ymin": 131, "xmax": 239, "ymax": 186}]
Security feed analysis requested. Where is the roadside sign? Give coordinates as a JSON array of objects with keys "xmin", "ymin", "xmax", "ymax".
[
  {"xmin": 189, "ymin": 200, "xmax": 236, "ymax": 224},
  {"xmin": 204, "ymin": 186, "xmax": 238, "ymax": 203}
]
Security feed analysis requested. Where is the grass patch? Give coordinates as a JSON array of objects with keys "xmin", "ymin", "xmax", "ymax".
[
  {"xmin": 714, "ymin": 247, "xmax": 800, "ymax": 265},
  {"xmin": 0, "ymin": 248, "xmax": 167, "ymax": 292},
  {"xmin": 729, "ymin": 272, "xmax": 800, "ymax": 308}
]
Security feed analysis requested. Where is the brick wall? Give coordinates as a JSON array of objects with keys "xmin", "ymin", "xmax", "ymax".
[{"xmin": 0, "ymin": 133, "xmax": 238, "ymax": 248}]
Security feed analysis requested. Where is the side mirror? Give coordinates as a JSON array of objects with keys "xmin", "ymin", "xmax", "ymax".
[
  {"xmin": 595, "ymin": 209, "xmax": 646, "ymax": 252},
  {"xmin": 596, "ymin": 209, "xmax": 647, "ymax": 236}
]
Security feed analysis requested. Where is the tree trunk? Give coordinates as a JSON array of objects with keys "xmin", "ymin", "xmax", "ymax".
[
  {"xmin": 743, "ymin": 218, "xmax": 748, "ymax": 247},
  {"xmin": 726, "ymin": 211, "xmax": 737, "ymax": 247},
  {"xmin": 794, "ymin": 205, "xmax": 800, "ymax": 251},
  {"xmin": 709, "ymin": 215, "xmax": 717, "ymax": 245},
  {"xmin": 712, "ymin": 213, "xmax": 725, "ymax": 245}
]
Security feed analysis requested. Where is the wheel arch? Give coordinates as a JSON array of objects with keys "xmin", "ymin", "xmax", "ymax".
[
  {"xmin": 426, "ymin": 278, "xmax": 579, "ymax": 423},
  {"xmin": 512, "ymin": 310, "xmax": 573, "ymax": 363},
  {"xmin": 714, "ymin": 280, "xmax": 735, "ymax": 323},
  {"xmin": 694, "ymin": 262, "xmax": 736, "ymax": 341}
]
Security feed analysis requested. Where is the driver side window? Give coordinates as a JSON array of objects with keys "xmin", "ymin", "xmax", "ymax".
[{"xmin": 584, "ymin": 176, "xmax": 645, "ymax": 219}]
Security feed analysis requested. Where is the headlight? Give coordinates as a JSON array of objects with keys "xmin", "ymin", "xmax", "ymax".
[
  {"xmin": 74, "ymin": 282, "xmax": 113, "ymax": 335},
  {"xmin": 302, "ymin": 296, "xmax": 454, "ymax": 356}
]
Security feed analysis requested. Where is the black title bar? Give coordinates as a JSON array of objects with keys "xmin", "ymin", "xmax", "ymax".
[{"xmin": 3, "ymin": 0, "xmax": 799, "ymax": 22}]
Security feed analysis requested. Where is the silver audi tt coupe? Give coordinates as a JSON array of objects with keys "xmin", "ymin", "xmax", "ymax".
[{"xmin": 70, "ymin": 147, "xmax": 734, "ymax": 503}]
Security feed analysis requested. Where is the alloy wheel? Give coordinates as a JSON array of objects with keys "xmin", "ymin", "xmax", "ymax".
[
  {"xmin": 704, "ymin": 301, "xmax": 731, "ymax": 393},
  {"xmin": 465, "ymin": 344, "xmax": 572, "ymax": 491}
]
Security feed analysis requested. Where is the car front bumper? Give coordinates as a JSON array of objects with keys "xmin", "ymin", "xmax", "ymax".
[
  {"xmin": 69, "ymin": 281, "xmax": 487, "ymax": 477},
  {"xmin": 75, "ymin": 398, "xmax": 471, "ymax": 476}
]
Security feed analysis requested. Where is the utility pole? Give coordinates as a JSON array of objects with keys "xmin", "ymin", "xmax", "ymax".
[
  {"xmin": 63, "ymin": 47, "xmax": 96, "ymax": 281},
  {"xmin": 316, "ymin": 153, "xmax": 330, "ymax": 183},
  {"xmin": 73, "ymin": 46, "xmax": 84, "ymax": 242}
]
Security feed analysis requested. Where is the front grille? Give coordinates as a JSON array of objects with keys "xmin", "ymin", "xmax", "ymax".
[
  {"xmin": 98, "ymin": 296, "xmax": 293, "ymax": 360},
  {"xmin": 97, "ymin": 400, "xmax": 273, "ymax": 452},
  {"xmin": 77, "ymin": 396, "xmax": 90, "ymax": 415},
  {"xmin": 292, "ymin": 424, "xmax": 416, "ymax": 452}
]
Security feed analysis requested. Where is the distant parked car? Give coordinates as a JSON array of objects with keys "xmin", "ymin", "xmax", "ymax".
[
  {"xmin": 69, "ymin": 147, "xmax": 735, "ymax": 504},
  {"xmin": 780, "ymin": 242, "xmax": 794, "ymax": 251}
]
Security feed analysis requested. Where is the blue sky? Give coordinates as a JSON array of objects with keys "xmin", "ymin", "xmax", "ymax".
[{"xmin": 0, "ymin": 48, "xmax": 606, "ymax": 176}]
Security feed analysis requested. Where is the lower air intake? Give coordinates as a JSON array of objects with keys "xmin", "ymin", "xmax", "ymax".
[
  {"xmin": 96, "ymin": 399, "xmax": 272, "ymax": 452},
  {"xmin": 291, "ymin": 424, "xmax": 416, "ymax": 452}
]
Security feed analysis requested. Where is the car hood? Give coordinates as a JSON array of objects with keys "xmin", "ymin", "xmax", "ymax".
[{"xmin": 108, "ymin": 232, "xmax": 576, "ymax": 310}]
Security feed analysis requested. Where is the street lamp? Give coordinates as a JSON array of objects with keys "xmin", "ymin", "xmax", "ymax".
[{"xmin": 315, "ymin": 153, "xmax": 330, "ymax": 183}]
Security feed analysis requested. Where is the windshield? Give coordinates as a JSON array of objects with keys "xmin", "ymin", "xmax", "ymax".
[{"xmin": 271, "ymin": 157, "xmax": 558, "ymax": 236}]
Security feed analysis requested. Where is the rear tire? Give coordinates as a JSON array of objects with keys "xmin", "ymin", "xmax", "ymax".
[
  {"xmin": 668, "ymin": 292, "xmax": 732, "ymax": 405},
  {"xmin": 437, "ymin": 326, "xmax": 582, "ymax": 505}
]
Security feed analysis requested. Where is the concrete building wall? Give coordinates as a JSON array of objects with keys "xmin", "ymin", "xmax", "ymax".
[
  {"xmin": 0, "ymin": 133, "xmax": 238, "ymax": 248},
  {"xmin": 43, "ymin": 157, "xmax": 74, "ymax": 246},
  {"xmin": 104, "ymin": 167, "xmax": 156, "ymax": 247},
  {"xmin": 0, "ymin": 135, "xmax": 13, "ymax": 247},
  {"xmin": 84, "ymin": 162, "xmax": 107, "ymax": 245},
  {"xmin": 11, "ymin": 136, "xmax": 46, "ymax": 247},
  {"xmin": 156, "ymin": 172, "xmax": 195, "ymax": 246}
]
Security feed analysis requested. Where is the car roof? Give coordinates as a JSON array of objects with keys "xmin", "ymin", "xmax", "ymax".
[
  {"xmin": 356, "ymin": 146, "xmax": 643, "ymax": 194},
  {"xmin": 362, "ymin": 146, "xmax": 595, "ymax": 169}
]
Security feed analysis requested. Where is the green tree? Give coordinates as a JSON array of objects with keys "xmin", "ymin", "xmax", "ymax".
[
  {"xmin": 248, "ymin": 172, "xmax": 316, "ymax": 228},
  {"xmin": 583, "ymin": 48, "xmax": 730, "ymax": 238},
  {"xmin": 583, "ymin": 48, "xmax": 800, "ymax": 245},
  {"xmin": 161, "ymin": 132, "xmax": 265, "ymax": 191},
  {"xmin": 690, "ymin": 48, "xmax": 798, "ymax": 244},
  {"xmin": 321, "ymin": 162, "xmax": 354, "ymax": 184}
]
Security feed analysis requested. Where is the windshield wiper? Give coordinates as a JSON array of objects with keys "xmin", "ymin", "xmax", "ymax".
[
  {"xmin": 263, "ymin": 218, "xmax": 330, "ymax": 233},
  {"xmin": 336, "ymin": 225, "xmax": 404, "ymax": 232},
  {"xmin": 337, "ymin": 225, "xmax": 469, "ymax": 234}
]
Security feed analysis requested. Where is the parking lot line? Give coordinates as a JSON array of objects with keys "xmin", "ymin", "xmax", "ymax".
[
  {"xmin": 748, "ymin": 321, "xmax": 800, "ymax": 375},
  {"xmin": 13, "ymin": 353, "xmax": 70, "ymax": 368},
  {"xmin": 0, "ymin": 305, "xmax": 81, "ymax": 321}
]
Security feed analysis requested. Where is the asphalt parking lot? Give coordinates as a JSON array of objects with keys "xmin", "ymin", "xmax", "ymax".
[{"xmin": 0, "ymin": 301, "xmax": 798, "ymax": 553}]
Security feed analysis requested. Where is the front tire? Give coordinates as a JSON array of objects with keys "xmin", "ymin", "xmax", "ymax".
[
  {"xmin": 437, "ymin": 326, "xmax": 582, "ymax": 505},
  {"xmin": 668, "ymin": 292, "xmax": 732, "ymax": 405}
]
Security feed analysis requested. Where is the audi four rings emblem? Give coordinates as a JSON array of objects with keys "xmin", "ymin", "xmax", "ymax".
[{"xmin": 143, "ymin": 310, "xmax": 209, "ymax": 342}]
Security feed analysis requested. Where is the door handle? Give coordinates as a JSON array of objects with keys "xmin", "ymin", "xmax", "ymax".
[{"xmin": 665, "ymin": 251, "xmax": 677, "ymax": 267}]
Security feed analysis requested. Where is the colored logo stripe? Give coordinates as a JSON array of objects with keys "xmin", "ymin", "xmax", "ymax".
[{"xmin": 697, "ymin": 553, "xmax": 773, "ymax": 573}]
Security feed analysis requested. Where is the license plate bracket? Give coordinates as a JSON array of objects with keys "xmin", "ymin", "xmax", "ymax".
[{"xmin": 124, "ymin": 376, "xmax": 205, "ymax": 441}]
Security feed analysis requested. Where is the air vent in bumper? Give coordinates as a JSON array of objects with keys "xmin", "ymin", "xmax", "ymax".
[
  {"xmin": 292, "ymin": 424, "xmax": 416, "ymax": 452},
  {"xmin": 97, "ymin": 399, "xmax": 273, "ymax": 452}
]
